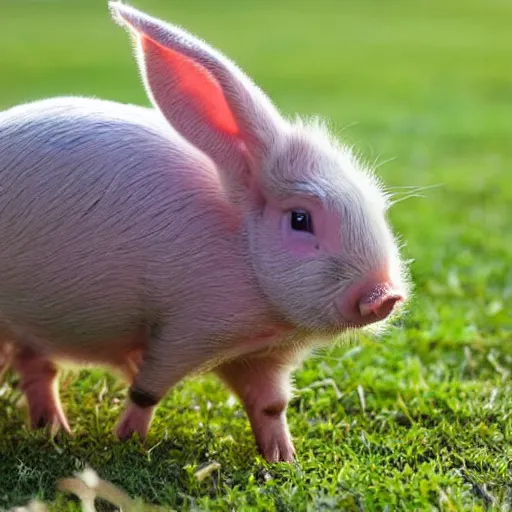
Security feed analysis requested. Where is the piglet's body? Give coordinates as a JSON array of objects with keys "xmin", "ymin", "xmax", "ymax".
[
  {"xmin": 0, "ymin": 98, "xmax": 297, "ymax": 457},
  {"xmin": 0, "ymin": 3, "xmax": 408, "ymax": 462},
  {"xmin": 0, "ymin": 98, "xmax": 270, "ymax": 357}
]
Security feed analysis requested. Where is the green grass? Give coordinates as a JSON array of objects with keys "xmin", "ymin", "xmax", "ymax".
[{"xmin": 0, "ymin": 0, "xmax": 511, "ymax": 510}]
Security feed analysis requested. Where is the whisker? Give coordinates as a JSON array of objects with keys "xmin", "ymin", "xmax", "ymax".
[
  {"xmin": 386, "ymin": 183, "xmax": 443, "ymax": 193},
  {"xmin": 373, "ymin": 156, "xmax": 397, "ymax": 170},
  {"xmin": 384, "ymin": 183, "xmax": 443, "ymax": 208},
  {"xmin": 334, "ymin": 121, "xmax": 360, "ymax": 137},
  {"xmin": 388, "ymin": 193, "xmax": 426, "ymax": 206}
]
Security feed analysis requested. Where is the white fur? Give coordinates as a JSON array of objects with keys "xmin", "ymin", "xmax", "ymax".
[{"xmin": 0, "ymin": 4, "xmax": 409, "ymax": 461}]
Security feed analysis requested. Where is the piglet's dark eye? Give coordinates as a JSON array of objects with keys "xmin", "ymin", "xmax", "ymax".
[{"xmin": 291, "ymin": 210, "xmax": 313, "ymax": 233}]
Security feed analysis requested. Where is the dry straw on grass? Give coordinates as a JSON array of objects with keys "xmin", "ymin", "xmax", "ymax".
[{"xmin": 9, "ymin": 467, "xmax": 168, "ymax": 512}]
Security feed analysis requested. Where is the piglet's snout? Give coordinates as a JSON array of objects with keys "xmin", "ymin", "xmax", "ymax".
[{"xmin": 336, "ymin": 278, "xmax": 404, "ymax": 327}]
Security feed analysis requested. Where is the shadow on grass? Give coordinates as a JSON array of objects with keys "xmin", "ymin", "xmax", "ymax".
[{"xmin": 0, "ymin": 399, "xmax": 263, "ymax": 510}]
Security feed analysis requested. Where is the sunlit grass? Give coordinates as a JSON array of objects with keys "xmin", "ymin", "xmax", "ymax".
[{"xmin": 0, "ymin": 0, "xmax": 511, "ymax": 510}]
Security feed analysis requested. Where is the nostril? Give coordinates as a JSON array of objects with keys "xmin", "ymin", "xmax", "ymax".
[
  {"xmin": 336, "ymin": 280, "xmax": 404, "ymax": 327},
  {"xmin": 359, "ymin": 293, "xmax": 402, "ymax": 320}
]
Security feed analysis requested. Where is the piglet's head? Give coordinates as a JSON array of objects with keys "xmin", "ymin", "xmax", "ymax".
[{"xmin": 111, "ymin": 2, "xmax": 409, "ymax": 335}]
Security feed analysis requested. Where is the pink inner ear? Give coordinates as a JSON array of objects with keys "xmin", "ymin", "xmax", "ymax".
[{"xmin": 141, "ymin": 35, "xmax": 240, "ymax": 136}]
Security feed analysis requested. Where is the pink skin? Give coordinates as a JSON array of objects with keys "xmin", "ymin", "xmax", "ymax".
[
  {"xmin": 271, "ymin": 194, "xmax": 404, "ymax": 329},
  {"xmin": 12, "ymin": 343, "xmax": 143, "ymax": 437},
  {"xmin": 274, "ymin": 196, "xmax": 343, "ymax": 257},
  {"xmin": 116, "ymin": 401, "xmax": 154, "ymax": 441},
  {"xmin": 51, "ymin": 327, "xmax": 148, "ymax": 378},
  {"xmin": 269, "ymin": 195, "xmax": 404, "ymax": 327},
  {"xmin": 215, "ymin": 347, "xmax": 300, "ymax": 462},
  {"xmin": 337, "ymin": 278, "xmax": 404, "ymax": 327},
  {"xmin": 10, "ymin": 334, "xmax": 145, "ymax": 436},
  {"xmin": 113, "ymin": 318, "xmax": 297, "ymax": 448},
  {"xmin": 115, "ymin": 336, "xmax": 303, "ymax": 460},
  {"xmin": 113, "ymin": 324, "xmax": 302, "ymax": 460},
  {"xmin": 0, "ymin": 3, "xmax": 408, "ymax": 464},
  {"xmin": 92, "ymin": 9, "xmax": 402, "ymax": 450},
  {"xmin": 105, "ymin": 5, "xmax": 405, "ymax": 451},
  {"xmin": 12, "ymin": 347, "xmax": 71, "ymax": 433}
]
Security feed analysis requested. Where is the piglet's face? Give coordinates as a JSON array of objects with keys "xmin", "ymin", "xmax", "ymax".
[{"xmin": 248, "ymin": 126, "xmax": 408, "ymax": 335}]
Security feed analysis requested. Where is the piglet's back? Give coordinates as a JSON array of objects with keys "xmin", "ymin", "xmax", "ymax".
[{"xmin": 0, "ymin": 97, "xmax": 223, "ymax": 345}]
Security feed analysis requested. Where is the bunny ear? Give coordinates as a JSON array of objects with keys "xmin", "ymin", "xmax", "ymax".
[{"xmin": 110, "ymin": 2, "xmax": 287, "ymax": 196}]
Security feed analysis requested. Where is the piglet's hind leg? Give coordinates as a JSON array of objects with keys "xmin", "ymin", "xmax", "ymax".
[{"xmin": 13, "ymin": 347, "xmax": 70, "ymax": 434}]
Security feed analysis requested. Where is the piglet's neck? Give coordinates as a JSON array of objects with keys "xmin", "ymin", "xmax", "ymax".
[{"xmin": 228, "ymin": 312, "xmax": 298, "ymax": 360}]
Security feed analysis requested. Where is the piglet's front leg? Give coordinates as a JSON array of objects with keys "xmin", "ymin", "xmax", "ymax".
[
  {"xmin": 215, "ymin": 346, "xmax": 306, "ymax": 463},
  {"xmin": 115, "ymin": 326, "xmax": 219, "ymax": 441}
]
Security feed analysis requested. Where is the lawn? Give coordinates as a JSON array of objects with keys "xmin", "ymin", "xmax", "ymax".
[{"xmin": 0, "ymin": 0, "xmax": 511, "ymax": 510}]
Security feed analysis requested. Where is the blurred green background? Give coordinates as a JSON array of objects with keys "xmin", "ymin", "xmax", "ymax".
[{"xmin": 0, "ymin": 0, "xmax": 511, "ymax": 510}]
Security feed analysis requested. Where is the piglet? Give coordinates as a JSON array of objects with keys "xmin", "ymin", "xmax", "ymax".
[{"xmin": 0, "ymin": 3, "xmax": 408, "ymax": 462}]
